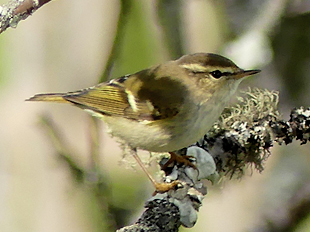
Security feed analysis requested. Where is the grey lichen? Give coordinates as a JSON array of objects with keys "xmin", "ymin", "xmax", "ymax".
[
  {"xmin": 197, "ymin": 88, "xmax": 280, "ymax": 177},
  {"xmin": 160, "ymin": 147, "xmax": 216, "ymax": 227},
  {"xmin": 117, "ymin": 198, "xmax": 181, "ymax": 232}
]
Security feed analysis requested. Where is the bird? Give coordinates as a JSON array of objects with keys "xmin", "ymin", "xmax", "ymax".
[{"xmin": 27, "ymin": 53, "xmax": 260, "ymax": 193}]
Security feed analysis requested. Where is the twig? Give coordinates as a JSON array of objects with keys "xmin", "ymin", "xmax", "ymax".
[{"xmin": 0, "ymin": 0, "xmax": 52, "ymax": 34}]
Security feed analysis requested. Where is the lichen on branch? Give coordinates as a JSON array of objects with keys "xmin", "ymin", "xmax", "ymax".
[{"xmin": 0, "ymin": 0, "xmax": 51, "ymax": 34}]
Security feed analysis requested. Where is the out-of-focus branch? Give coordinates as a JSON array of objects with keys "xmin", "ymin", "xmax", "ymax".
[
  {"xmin": 0, "ymin": 0, "xmax": 52, "ymax": 34},
  {"xmin": 156, "ymin": 0, "xmax": 185, "ymax": 59},
  {"xmin": 39, "ymin": 114, "xmax": 85, "ymax": 182},
  {"xmin": 88, "ymin": 116, "xmax": 101, "ymax": 171},
  {"xmin": 39, "ymin": 115, "xmax": 121, "ymax": 231},
  {"xmin": 252, "ymin": 181, "xmax": 310, "ymax": 232},
  {"xmin": 99, "ymin": 0, "xmax": 132, "ymax": 82}
]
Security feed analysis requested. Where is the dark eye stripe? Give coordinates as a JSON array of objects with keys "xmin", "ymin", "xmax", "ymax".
[{"xmin": 210, "ymin": 71, "xmax": 233, "ymax": 79}]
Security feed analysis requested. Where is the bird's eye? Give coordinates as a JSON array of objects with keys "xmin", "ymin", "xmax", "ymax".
[{"xmin": 210, "ymin": 70, "xmax": 222, "ymax": 79}]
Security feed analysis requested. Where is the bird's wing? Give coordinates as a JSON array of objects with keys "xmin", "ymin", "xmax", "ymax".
[{"xmin": 63, "ymin": 71, "xmax": 186, "ymax": 121}]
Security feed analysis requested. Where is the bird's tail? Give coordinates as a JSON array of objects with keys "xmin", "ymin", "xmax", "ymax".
[{"xmin": 26, "ymin": 93, "xmax": 68, "ymax": 103}]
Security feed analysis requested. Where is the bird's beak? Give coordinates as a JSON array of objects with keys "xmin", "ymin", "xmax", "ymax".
[{"xmin": 233, "ymin": 69, "xmax": 261, "ymax": 80}]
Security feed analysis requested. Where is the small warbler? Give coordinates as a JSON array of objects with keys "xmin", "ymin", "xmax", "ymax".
[{"xmin": 27, "ymin": 53, "xmax": 260, "ymax": 192}]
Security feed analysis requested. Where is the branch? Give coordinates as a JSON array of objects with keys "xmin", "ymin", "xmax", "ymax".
[
  {"xmin": 0, "ymin": 0, "xmax": 51, "ymax": 33},
  {"xmin": 0, "ymin": 0, "xmax": 51, "ymax": 34},
  {"xmin": 118, "ymin": 88, "xmax": 310, "ymax": 231},
  {"xmin": 201, "ymin": 89, "xmax": 310, "ymax": 178},
  {"xmin": 117, "ymin": 199, "xmax": 181, "ymax": 232}
]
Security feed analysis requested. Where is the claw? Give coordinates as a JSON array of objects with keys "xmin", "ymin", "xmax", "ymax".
[
  {"xmin": 162, "ymin": 152, "xmax": 198, "ymax": 171},
  {"xmin": 152, "ymin": 180, "xmax": 181, "ymax": 196}
]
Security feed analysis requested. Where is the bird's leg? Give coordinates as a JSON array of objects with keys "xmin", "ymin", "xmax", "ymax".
[
  {"xmin": 161, "ymin": 151, "xmax": 197, "ymax": 171},
  {"xmin": 131, "ymin": 149, "xmax": 179, "ymax": 194}
]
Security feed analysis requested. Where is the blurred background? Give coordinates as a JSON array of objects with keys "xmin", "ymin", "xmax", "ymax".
[{"xmin": 0, "ymin": 0, "xmax": 310, "ymax": 231}]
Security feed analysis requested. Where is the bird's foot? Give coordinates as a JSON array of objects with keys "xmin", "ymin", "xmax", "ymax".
[
  {"xmin": 161, "ymin": 151, "xmax": 197, "ymax": 171},
  {"xmin": 153, "ymin": 180, "xmax": 181, "ymax": 196}
]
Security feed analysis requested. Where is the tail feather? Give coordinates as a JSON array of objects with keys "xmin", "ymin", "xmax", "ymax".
[{"xmin": 26, "ymin": 93, "xmax": 68, "ymax": 103}]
